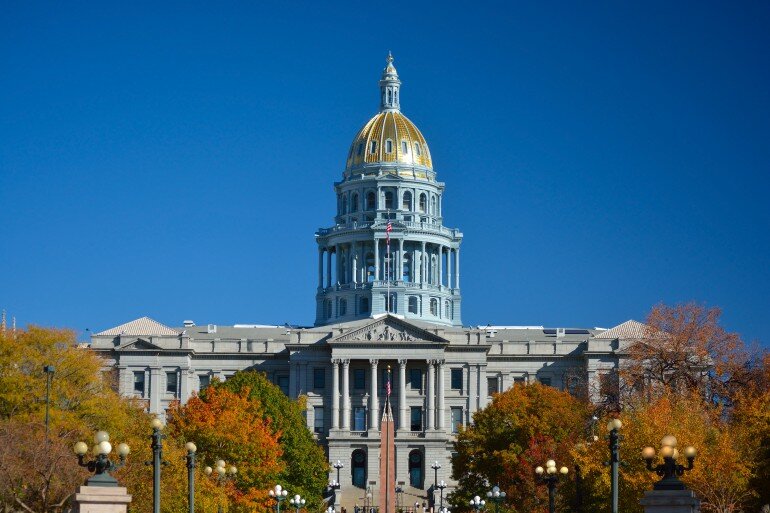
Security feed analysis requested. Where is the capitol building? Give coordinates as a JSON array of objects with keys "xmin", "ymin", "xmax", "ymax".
[{"xmin": 90, "ymin": 54, "xmax": 639, "ymax": 508}]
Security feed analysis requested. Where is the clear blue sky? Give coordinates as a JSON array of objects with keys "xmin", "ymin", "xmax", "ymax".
[{"xmin": 1, "ymin": 1, "xmax": 768, "ymax": 344}]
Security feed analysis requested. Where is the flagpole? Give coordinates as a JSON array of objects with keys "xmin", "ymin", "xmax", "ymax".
[{"xmin": 386, "ymin": 211, "xmax": 391, "ymax": 313}]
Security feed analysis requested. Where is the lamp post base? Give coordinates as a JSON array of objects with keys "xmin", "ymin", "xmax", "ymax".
[
  {"xmin": 74, "ymin": 486, "xmax": 132, "ymax": 513},
  {"xmin": 640, "ymin": 489, "xmax": 700, "ymax": 513}
]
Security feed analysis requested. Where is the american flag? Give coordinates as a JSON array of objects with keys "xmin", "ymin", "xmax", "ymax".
[
  {"xmin": 386, "ymin": 220, "xmax": 392, "ymax": 243},
  {"xmin": 386, "ymin": 366, "xmax": 392, "ymax": 396}
]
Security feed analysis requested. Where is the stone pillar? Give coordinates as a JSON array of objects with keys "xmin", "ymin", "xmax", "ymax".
[
  {"xmin": 334, "ymin": 244, "xmax": 340, "ymax": 284},
  {"xmin": 456, "ymin": 247, "xmax": 460, "ymax": 288},
  {"xmin": 326, "ymin": 247, "xmax": 332, "ymax": 288},
  {"xmin": 398, "ymin": 359, "xmax": 408, "ymax": 431},
  {"xmin": 331, "ymin": 359, "xmax": 340, "ymax": 430},
  {"xmin": 426, "ymin": 360, "xmax": 435, "ymax": 430},
  {"xmin": 369, "ymin": 359, "xmax": 379, "ymax": 431},
  {"xmin": 375, "ymin": 239, "xmax": 380, "ymax": 282},
  {"xmin": 437, "ymin": 360, "xmax": 445, "ymax": 430},
  {"xmin": 318, "ymin": 248, "xmax": 324, "ymax": 289},
  {"xmin": 342, "ymin": 359, "xmax": 351, "ymax": 430},
  {"xmin": 179, "ymin": 368, "xmax": 191, "ymax": 403},
  {"xmin": 447, "ymin": 248, "xmax": 453, "ymax": 289},
  {"xmin": 352, "ymin": 243, "xmax": 358, "ymax": 285},
  {"xmin": 639, "ymin": 489, "xmax": 701, "ymax": 513},
  {"xmin": 74, "ymin": 486, "xmax": 132, "ymax": 513},
  {"xmin": 421, "ymin": 241, "xmax": 427, "ymax": 285},
  {"xmin": 398, "ymin": 239, "xmax": 404, "ymax": 281},
  {"xmin": 468, "ymin": 365, "xmax": 478, "ymax": 417},
  {"xmin": 149, "ymin": 367, "xmax": 161, "ymax": 415},
  {"xmin": 478, "ymin": 364, "xmax": 489, "ymax": 409},
  {"xmin": 438, "ymin": 245, "xmax": 444, "ymax": 287}
]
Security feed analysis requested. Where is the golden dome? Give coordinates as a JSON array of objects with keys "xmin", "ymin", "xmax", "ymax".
[{"xmin": 345, "ymin": 110, "xmax": 433, "ymax": 177}]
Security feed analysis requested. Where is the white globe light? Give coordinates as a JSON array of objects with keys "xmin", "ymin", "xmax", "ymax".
[
  {"xmin": 94, "ymin": 431, "xmax": 110, "ymax": 443},
  {"xmin": 117, "ymin": 443, "xmax": 130, "ymax": 456},
  {"xmin": 546, "ymin": 459, "xmax": 556, "ymax": 468},
  {"xmin": 98, "ymin": 441, "xmax": 112, "ymax": 455},
  {"xmin": 185, "ymin": 442, "xmax": 197, "ymax": 453},
  {"xmin": 74, "ymin": 441, "xmax": 88, "ymax": 455}
]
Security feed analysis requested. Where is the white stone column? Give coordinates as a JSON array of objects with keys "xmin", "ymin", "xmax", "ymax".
[
  {"xmin": 375, "ymin": 239, "xmax": 380, "ymax": 282},
  {"xmin": 426, "ymin": 360, "xmax": 435, "ymax": 430},
  {"xmin": 398, "ymin": 359, "xmax": 408, "ymax": 431},
  {"xmin": 438, "ymin": 245, "xmax": 444, "ymax": 287},
  {"xmin": 455, "ymin": 247, "xmax": 461, "ymax": 288},
  {"xmin": 334, "ymin": 244, "xmax": 340, "ymax": 284},
  {"xmin": 331, "ymin": 359, "xmax": 340, "ymax": 429},
  {"xmin": 398, "ymin": 239, "xmax": 404, "ymax": 281},
  {"xmin": 421, "ymin": 241, "xmax": 427, "ymax": 285},
  {"xmin": 478, "ymin": 364, "xmax": 489, "ymax": 409},
  {"xmin": 149, "ymin": 367, "xmax": 161, "ymax": 415},
  {"xmin": 341, "ymin": 359, "xmax": 351, "ymax": 430},
  {"xmin": 326, "ymin": 247, "xmax": 332, "ymax": 288},
  {"xmin": 437, "ymin": 360, "xmax": 445, "ymax": 430},
  {"xmin": 352, "ymin": 243, "xmax": 358, "ymax": 285},
  {"xmin": 369, "ymin": 359, "xmax": 379, "ymax": 431},
  {"xmin": 446, "ymin": 247, "xmax": 454, "ymax": 289},
  {"xmin": 468, "ymin": 364, "xmax": 478, "ymax": 417},
  {"xmin": 318, "ymin": 248, "xmax": 324, "ymax": 288}
]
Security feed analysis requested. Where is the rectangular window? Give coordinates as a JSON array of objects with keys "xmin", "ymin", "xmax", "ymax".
[
  {"xmin": 133, "ymin": 371, "xmax": 145, "ymax": 395},
  {"xmin": 314, "ymin": 406, "xmax": 324, "ymax": 434},
  {"xmin": 166, "ymin": 372, "xmax": 178, "ymax": 395},
  {"xmin": 354, "ymin": 406, "xmax": 367, "ymax": 431},
  {"xmin": 540, "ymin": 377, "xmax": 552, "ymax": 387},
  {"xmin": 487, "ymin": 377, "xmax": 499, "ymax": 396},
  {"xmin": 409, "ymin": 368, "xmax": 422, "ymax": 390},
  {"xmin": 313, "ymin": 368, "xmax": 325, "ymax": 389},
  {"xmin": 514, "ymin": 376, "xmax": 526, "ymax": 386},
  {"xmin": 199, "ymin": 374, "xmax": 210, "ymax": 390},
  {"xmin": 354, "ymin": 369, "xmax": 366, "ymax": 389},
  {"xmin": 278, "ymin": 375, "xmax": 290, "ymax": 395},
  {"xmin": 450, "ymin": 368, "xmax": 463, "ymax": 390},
  {"xmin": 401, "ymin": 140, "xmax": 408, "ymax": 153},
  {"xmin": 410, "ymin": 406, "xmax": 423, "ymax": 432},
  {"xmin": 451, "ymin": 407, "xmax": 463, "ymax": 434}
]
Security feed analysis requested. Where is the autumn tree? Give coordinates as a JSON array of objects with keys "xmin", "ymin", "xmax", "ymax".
[
  {"xmin": 450, "ymin": 383, "xmax": 591, "ymax": 513},
  {"xmin": 218, "ymin": 371, "xmax": 329, "ymax": 510},
  {"xmin": 623, "ymin": 302, "xmax": 757, "ymax": 405}
]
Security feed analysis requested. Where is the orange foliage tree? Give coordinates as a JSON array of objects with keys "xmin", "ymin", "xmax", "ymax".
[{"xmin": 168, "ymin": 384, "xmax": 284, "ymax": 513}]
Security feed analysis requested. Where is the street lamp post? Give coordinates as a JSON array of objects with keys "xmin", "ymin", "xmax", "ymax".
[
  {"xmin": 289, "ymin": 494, "xmax": 306, "ymax": 513},
  {"xmin": 73, "ymin": 431, "xmax": 130, "ymax": 486},
  {"xmin": 43, "ymin": 365, "xmax": 54, "ymax": 440},
  {"xmin": 333, "ymin": 459, "xmax": 344, "ymax": 487},
  {"xmin": 469, "ymin": 495, "xmax": 485, "ymax": 513},
  {"xmin": 642, "ymin": 436, "xmax": 697, "ymax": 490},
  {"xmin": 535, "ymin": 460, "xmax": 569, "ymax": 513},
  {"xmin": 146, "ymin": 418, "xmax": 167, "ymax": 513},
  {"xmin": 269, "ymin": 484, "xmax": 289, "ymax": 513},
  {"xmin": 430, "ymin": 461, "xmax": 441, "ymax": 489},
  {"xmin": 486, "ymin": 485, "xmax": 506, "ymax": 513},
  {"xmin": 574, "ymin": 465, "xmax": 583, "ymax": 513},
  {"xmin": 606, "ymin": 418, "xmax": 622, "ymax": 513},
  {"xmin": 439, "ymin": 508, "xmax": 451, "ymax": 513},
  {"xmin": 437, "ymin": 480, "xmax": 447, "ymax": 509},
  {"xmin": 185, "ymin": 442, "xmax": 197, "ymax": 513},
  {"xmin": 205, "ymin": 460, "xmax": 238, "ymax": 513}
]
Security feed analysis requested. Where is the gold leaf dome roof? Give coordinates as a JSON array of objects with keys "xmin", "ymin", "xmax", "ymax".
[
  {"xmin": 345, "ymin": 110, "xmax": 433, "ymax": 174},
  {"xmin": 344, "ymin": 54, "xmax": 434, "ymax": 180}
]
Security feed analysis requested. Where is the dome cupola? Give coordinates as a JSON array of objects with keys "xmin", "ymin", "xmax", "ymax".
[{"xmin": 345, "ymin": 53, "xmax": 433, "ymax": 180}]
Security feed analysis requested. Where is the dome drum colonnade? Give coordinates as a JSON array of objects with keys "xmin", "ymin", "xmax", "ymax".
[{"xmin": 316, "ymin": 54, "xmax": 463, "ymax": 327}]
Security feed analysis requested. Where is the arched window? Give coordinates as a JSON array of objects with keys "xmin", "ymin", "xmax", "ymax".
[
  {"xmin": 445, "ymin": 301, "xmax": 451, "ymax": 319},
  {"xmin": 414, "ymin": 142, "xmax": 422, "ymax": 156},
  {"xmin": 402, "ymin": 191, "xmax": 412, "ymax": 211},
  {"xmin": 385, "ymin": 139, "xmax": 393, "ymax": 153},
  {"xmin": 408, "ymin": 296, "xmax": 418, "ymax": 314},
  {"xmin": 408, "ymin": 450, "xmax": 423, "ymax": 488},
  {"xmin": 419, "ymin": 193, "xmax": 427, "ymax": 213},
  {"xmin": 352, "ymin": 449, "xmax": 367, "ymax": 488},
  {"xmin": 351, "ymin": 193, "xmax": 359, "ymax": 212},
  {"xmin": 384, "ymin": 191, "xmax": 394, "ymax": 210},
  {"xmin": 360, "ymin": 297, "xmax": 370, "ymax": 314},
  {"xmin": 430, "ymin": 196, "xmax": 436, "ymax": 215},
  {"xmin": 387, "ymin": 90, "xmax": 392, "ymax": 103},
  {"xmin": 403, "ymin": 253, "xmax": 412, "ymax": 282},
  {"xmin": 430, "ymin": 298, "xmax": 438, "ymax": 316},
  {"xmin": 339, "ymin": 299, "xmax": 347, "ymax": 316},
  {"xmin": 401, "ymin": 140, "xmax": 408, "ymax": 154},
  {"xmin": 342, "ymin": 196, "xmax": 348, "ymax": 215},
  {"xmin": 366, "ymin": 192, "xmax": 376, "ymax": 211},
  {"xmin": 370, "ymin": 140, "xmax": 377, "ymax": 154}
]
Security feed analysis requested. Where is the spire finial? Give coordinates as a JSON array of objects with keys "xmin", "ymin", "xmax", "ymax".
[
  {"xmin": 387, "ymin": 51, "xmax": 393, "ymax": 64},
  {"xmin": 379, "ymin": 51, "xmax": 401, "ymax": 112}
]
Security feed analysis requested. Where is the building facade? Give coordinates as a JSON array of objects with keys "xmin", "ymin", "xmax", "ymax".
[{"xmin": 90, "ymin": 55, "xmax": 639, "ymax": 509}]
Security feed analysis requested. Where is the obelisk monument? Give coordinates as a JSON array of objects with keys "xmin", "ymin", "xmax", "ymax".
[{"xmin": 379, "ymin": 366, "xmax": 396, "ymax": 513}]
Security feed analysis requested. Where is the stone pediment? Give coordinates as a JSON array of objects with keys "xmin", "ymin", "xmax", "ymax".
[
  {"xmin": 331, "ymin": 316, "xmax": 447, "ymax": 343},
  {"xmin": 116, "ymin": 338, "xmax": 163, "ymax": 351}
]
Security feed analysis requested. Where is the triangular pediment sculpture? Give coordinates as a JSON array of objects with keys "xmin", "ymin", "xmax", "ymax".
[
  {"xmin": 332, "ymin": 315, "xmax": 447, "ymax": 343},
  {"xmin": 116, "ymin": 338, "xmax": 163, "ymax": 351}
]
